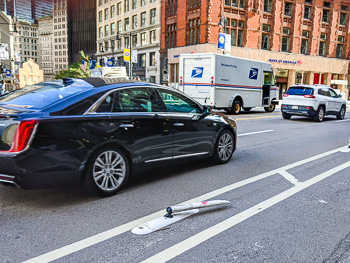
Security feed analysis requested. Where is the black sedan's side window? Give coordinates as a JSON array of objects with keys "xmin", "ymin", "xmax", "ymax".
[
  {"xmin": 157, "ymin": 88, "xmax": 201, "ymax": 113},
  {"xmin": 96, "ymin": 92, "xmax": 115, "ymax": 113},
  {"xmin": 112, "ymin": 88, "xmax": 159, "ymax": 112}
]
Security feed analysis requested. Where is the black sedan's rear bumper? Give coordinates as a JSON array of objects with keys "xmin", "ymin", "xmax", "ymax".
[
  {"xmin": 281, "ymin": 105, "xmax": 317, "ymax": 117},
  {"xmin": 0, "ymin": 150, "xmax": 84, "ymax": 189}
]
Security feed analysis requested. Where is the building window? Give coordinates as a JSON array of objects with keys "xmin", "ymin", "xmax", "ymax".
[
  {"xmin": 132, "ymin": 15, "xmax": 137, "ymax": 29},
  {"xmin": 322, "ymin": 3, "xmax": 330, "ymax": 22},
  {"xmin": 264, "ymin": 0, "xmax": 272, "ymax": 13},
  {"xmin": 336, "ymin": 44, "xmax": 343, "ymax": 58},
  {"xmin": 261, "ymin": 33, "xmax": 270, "ymax": 50},
  {"xmin": 284, "ymin": 1, "xmax": 292, "ymax": 16},
  {"xmin": 141, "ymin": 12, "xmax": 146, "ymax": 26},
  {"xmin": 150, "ymin": 52, "xmax": 156, "ymax": 66},
  {"xmin": 167, "ymin": 24, "xmax": 177, "ymax": 48},
  {"xmin": 188, "ymin": 18, "xmax": 200, "ymax": 45},
  {"xmin": 168, "ymin": 0, "xmax": 178, "ymax": 14},
  {"xmin": 141, "ymin": 0, "xmax": 146, "ymax": 6},
  {"xmin": 189, "ymin": 0, "xmax": 200, "ymax": 8},
  {"xmin": 150, "ymin": 8, "xmax": 156, "ymax": 24},
  {"xmin": 99, "ymin": 27, "xmax": 103, "ymax": 38},
  {"xmin": 229, "ymin": 19, "xmax": 244, "ymax": 47},
  {"xmin": 111, "ymin": 23, "xmax": 115, "ymax": 35},
  {"xmin": 141, "ymin": 32, "xmax": 146, "ymax": 46},
  {"xmin": 132, "ymin": 34, "xmax": 137, "ymax": 47},
  {"xmin": 124, "ymin": 36, "xmax": 129, "ymax": 48},
  {"xmin": 319, "ymin": 41, "xmax": 326, "ymax": 56},
  {"xmin": 281, "ymin": 28, "xmax": 290, "ymax": 53},
  {"xmin": 117, "ymin": 2, "xmax": 121, "ymax": 15},
  {"xmin": 150, "ymin": 30, "xmax": 156, "ymax": 44},
  {"xmin": 99, "ymin": 11, "xmax": 102, "ymax": 22},
  {"xmin": 304, "ymin": 5, "xmax": 312, "ymax": 19},
  {"xmin": 124, "ymin": 0, "xmax": 129, "ymax": 12},
  {"xmin": 132, "ymin": 0, "xmax": 137, "ymax": 9},
  {"xmin": 338, "ymin": 36, "xmax": 345, "ymax": 43},
  {"xmin": 104, "ymin": 8, "xmax": 108, "ymax": 20},
  {"xmin": 340, "ymin": 12, "xmax": 347, "ymax": 26},
  {"xmin": 105, "ymin": 25, "xmax": 109, "ymax": 37},
  {"xmin": 262, "ymin": 24, "xmax": 271, "ymax": 32},
  {"xmin": 111, "ymin": 5, "xmax": 115, "ymax": 18},
  {"xmin": 301, "ymin": 38, "xmax": 309, "ymax": 54},
  {"xmin": 117, "ymin": 20, "xmax": 122, "ymax": 32},
  {"xmin": 124, "ymin": 18, "xmax": 129, "ymax": 31}
]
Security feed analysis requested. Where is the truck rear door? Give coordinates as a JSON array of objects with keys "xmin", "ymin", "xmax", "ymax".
[{"xmin": 182, "ymin": 57, "xmax": 212, "ymax": 105}]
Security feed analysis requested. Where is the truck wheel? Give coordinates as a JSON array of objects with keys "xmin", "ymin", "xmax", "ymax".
[
  {"xmin": 282, "ymin": 112, "xmax": 291, "ymax": 119},
  {"xmin": 314, "ymin": 106, "xmax": 325, "ymax": 122},
  {"xmin": 243, "ymin": 107, "xmax": 252, "ymax": 112},
  {"xmin": 232, "ymin": 101, "xmax": 241, "ymax": 115},
  {"xmin": 264, "ymin": 103, "xmax": 276, "ymax": 112},
  {"xmin": 337, "ymin": 106, "xmax": 346, "ymax": 120}
]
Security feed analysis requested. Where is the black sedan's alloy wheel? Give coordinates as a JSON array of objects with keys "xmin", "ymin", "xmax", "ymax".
[
  {"xmin": 85, "ymin": 147, "xmax": 129, "ymax": 196},
  {"xmin": 213, "ymin": 130, "xmax": 234, "ymax": 164}
]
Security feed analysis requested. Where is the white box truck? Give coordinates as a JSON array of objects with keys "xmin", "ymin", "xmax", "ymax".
[{"xmin": 179, "ymin": 53, "xmax": 279, "ymax": 114}]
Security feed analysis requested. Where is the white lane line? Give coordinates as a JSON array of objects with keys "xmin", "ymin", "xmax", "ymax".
[
  {"xmin": 278, "ymin": 170, "xmax": 302, "ymax": 186},
  {"xmin": 335, "ymin": 119, "xmax": 350, "ymax": 123},
  {"xmin": 238, "ymin": 130, "xmax": 275, "ymax": 137},
  {"xmin": 22, "ymin": 146, "xmax": 347, "ymax": 263},
  {"xmin": 142, "ymin": 161, "xmax": 350, "ymax": 263}
]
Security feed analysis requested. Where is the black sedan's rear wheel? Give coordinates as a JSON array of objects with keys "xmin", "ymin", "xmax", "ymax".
[
  {"xmin": 282, "ymin": 112, "xmax": 291, "ymax": 119},
  {"xmin": 213, "ymin": 130, "xmax": 235, "ymax": 164},
  {"xmin": 84, "ymin": 146, "xmax": 129, "ymax": 196}
]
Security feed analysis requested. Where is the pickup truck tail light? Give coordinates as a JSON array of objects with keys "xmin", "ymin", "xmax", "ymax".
[{"xmin": 283, "ymin": 94, "xmax": 289, "ymax": 97}]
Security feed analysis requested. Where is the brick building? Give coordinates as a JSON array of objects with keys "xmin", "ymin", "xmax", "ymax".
[{"xmin": 162, "ymin": 0, "xmax": 350, "ymax": 99}]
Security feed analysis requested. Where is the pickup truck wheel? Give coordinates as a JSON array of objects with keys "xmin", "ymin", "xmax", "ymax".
[
  {"xmin": 212, "ymin": 130, "xmax": 235, "ymax": 164},
  {"xmin": 232, "ymin": 101, "xmax": 241, "ymax": 115},
  {"xmin": 282, "ymin": 112, "xmax": 291, "ymax": 119},
  {"xmin": 264, "ymin": 103, "xmax": 276, "ymax": 112},
  {"xmin": 337, "ymin": 106, "xmax": 346, "ymax": 120},
  {"xmin": 84, "ymin": 146, "xmax": 129, "ymax": 196},
  {"xmin": 314, "ymin": 106, "xmax": 325, "ymax": 122},
  {"xmin": 243, "ymin": 107, "xmax": 252, "ymax": 112}
]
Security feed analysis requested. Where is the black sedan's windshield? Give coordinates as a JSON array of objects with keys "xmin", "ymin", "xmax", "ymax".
[{"xmin": 0, "ymin": 80, "xmax": 86, "ymax": 109}]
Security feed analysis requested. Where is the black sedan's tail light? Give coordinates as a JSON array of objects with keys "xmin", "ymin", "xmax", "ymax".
[{"xmin": 0, "ymin": 120, "xmax": 39, "ymax": 153}]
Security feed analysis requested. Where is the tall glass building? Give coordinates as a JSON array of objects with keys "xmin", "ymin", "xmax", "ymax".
[{"xmin": 0, "ymin": 0, "xmax": 53, "ymax": 22}]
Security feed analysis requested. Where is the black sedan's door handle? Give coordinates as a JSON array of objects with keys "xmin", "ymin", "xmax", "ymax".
[
  {"xmin": 173, "ymin": 123, "xmax": 184, "ymax": 127},
  {"xmin": 120, "ymin": 124, "xmax": 134, "ymax": 128}
]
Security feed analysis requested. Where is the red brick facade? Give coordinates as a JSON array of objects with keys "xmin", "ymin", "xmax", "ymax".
[{"xmin": 162, "ymin": 0, "xmax": 350, "ymax": 59}]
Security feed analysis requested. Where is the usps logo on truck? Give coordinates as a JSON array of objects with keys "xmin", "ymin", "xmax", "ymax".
[
  {"xmin": 191, "ymin": 67, "xmax": 204, "ymax": 78},
  {"xmin": 249, "ymin": 68, "xmax": 259, "ymax": 80}
]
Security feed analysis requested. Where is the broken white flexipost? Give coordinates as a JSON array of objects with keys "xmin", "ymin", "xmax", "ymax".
[
  {"xmin": 164, "ymin": 200, "xmax": 231, "ymax": 218},
  {"xmin": 131, "ymin": 200, "xmax": 231, "ymax": 235}
]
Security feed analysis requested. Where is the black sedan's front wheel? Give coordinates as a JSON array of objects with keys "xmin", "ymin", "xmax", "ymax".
[
  {"xmin": 84, "ymin": 146, "xmax": 129, "ymax": 196},
  {"xmin": 213, "ymin": 130, "xmax": 235, "ymax": 164}
]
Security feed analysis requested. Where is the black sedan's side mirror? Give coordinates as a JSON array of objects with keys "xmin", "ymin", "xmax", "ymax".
[{"xmin": 202, "ymin": 106, "xmax": 211, "ymax": 116}]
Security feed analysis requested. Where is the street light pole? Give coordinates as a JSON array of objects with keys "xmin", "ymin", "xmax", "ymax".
[{"xmin": 116, "ymin": 32, "xmax": 132, "ymax": 79}]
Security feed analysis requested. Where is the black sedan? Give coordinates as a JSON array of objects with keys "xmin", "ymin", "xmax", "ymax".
[{"xmin": 0, "ymin": 78, "xmax": 237, "ymax": 196}]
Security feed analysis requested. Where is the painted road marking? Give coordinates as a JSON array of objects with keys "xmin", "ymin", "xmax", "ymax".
[
  {"xmin": 235, "ymin": 115, "xmax": 281, "ymax": 120},
  {"xmin": 238, "ymin": 130, "xmax": 275, "ymax": 137},
  {"xmin": 142, "ymin": 161, "xmax": 350, "ymax": 263},
  {"xmin": 335, "ymin": 119, "xmax": 350, "ymax": 123},
  {"xmin": 22, "ymin": 146, "xmax": 348, "ymax": 263}
]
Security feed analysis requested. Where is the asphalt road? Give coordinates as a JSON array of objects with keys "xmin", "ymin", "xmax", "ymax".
[{"xmin": 1, "ymin": 108, "xmax": 350, "ymax": 263}]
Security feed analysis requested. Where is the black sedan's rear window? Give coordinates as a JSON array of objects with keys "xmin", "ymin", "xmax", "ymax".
[
  {"xmin": 286, "ymin": 87, "xmax": 314, "ymax": 96},
  {"xmin": 0, "ymin": 81, "xmax": 86, "ymax": 109}
]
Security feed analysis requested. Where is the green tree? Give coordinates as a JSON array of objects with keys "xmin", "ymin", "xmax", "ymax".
[{"xmin": 55, "ymin": 51, "xmax": 91, "ymax": 79}]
